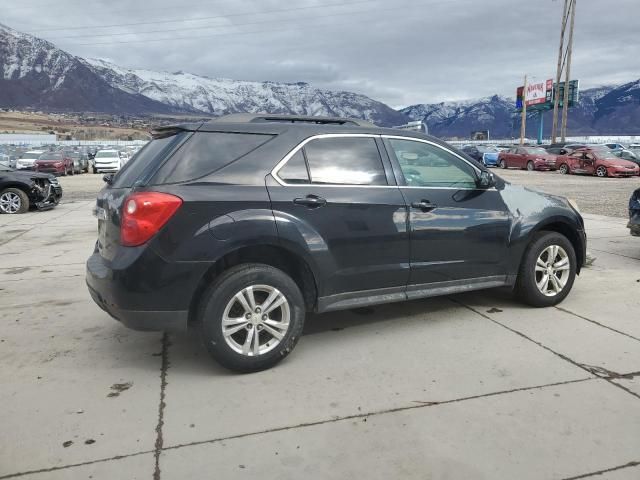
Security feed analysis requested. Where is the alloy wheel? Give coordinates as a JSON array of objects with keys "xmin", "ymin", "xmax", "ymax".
[
  {"xmin": 527, "ymin": 161, "xmax": 534, "ymax": 171},
  {"xmin": 535, "ymin": 245, "xmax": 570, "ymax": 297},
  {"xmin": 596, "ymin": 166, "xmax": 607, "ymax": 177},
  {"xmin": 0, "ymin": 191, "xmax": 22, "ymax": 214},
  {"xmin": 221, "ymin": 285, "xmax": 290, "ymax": 356},
  {"xmin": 559, "ymin": 164, "xmax": 568, "ymax": 174}
]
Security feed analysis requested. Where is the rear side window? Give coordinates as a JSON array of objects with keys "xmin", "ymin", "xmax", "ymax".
[
  {"xmin": 302, "ymin": 137, "xmax": 387, "ymax": 185},
  {"xmin": 152, "ymin": 132, "xmax": 273, "ymax": 184},
  {"xmin": 278, "ymin": 150, "xmax": 309, "ymax": 184},
  {"xmin": 112, "ymin": 134, "xmax": 185, "ymax": 188}
]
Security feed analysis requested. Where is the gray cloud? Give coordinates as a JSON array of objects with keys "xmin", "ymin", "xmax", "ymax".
[{"xmin": 5, "ymin": 0, "xmax": 640, "ymax": 107}]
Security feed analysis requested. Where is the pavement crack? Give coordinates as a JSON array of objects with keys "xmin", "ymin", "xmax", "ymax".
[
  {"xmin": 562, "ymin": 460, "xmax": 640, "ymax": 479},
  {"xmin": 555, "ymin": 306, "xmax": 640, "ymax": 343},
  {"xmin": 153, "ymin": 332, "xmax": 171, "ymax": 480},
  {"xmin": 161, "ymin": 377, "xmax": 592, "ymax": 454}
]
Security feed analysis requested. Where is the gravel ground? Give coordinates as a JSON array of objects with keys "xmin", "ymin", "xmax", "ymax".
[
  {"xmin": 497, "ymin": 168, "xmax": 639, "ymax": 218},
  {"xmin": 56, "ymin": 168, "xmax": 639, "ymax": 218}
]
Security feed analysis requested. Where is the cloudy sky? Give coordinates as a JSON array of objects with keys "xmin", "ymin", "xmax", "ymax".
[{"xmin": 4, "ymin": 0, "xmax": 640, "ymax": 107}]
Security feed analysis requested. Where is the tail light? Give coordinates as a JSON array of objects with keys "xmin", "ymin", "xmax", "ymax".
[{"xmin": 121, "ymin": 192, "xmax": 182, "ymax": 247}]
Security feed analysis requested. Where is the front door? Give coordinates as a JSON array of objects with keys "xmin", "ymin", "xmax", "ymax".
[
  {"xmin": 383, "ymin": 137, "xmax": 511, "ymax": 286},
  {"xmin": 267, "ymin": 135, "xmax": 410, "ymax": 299}
]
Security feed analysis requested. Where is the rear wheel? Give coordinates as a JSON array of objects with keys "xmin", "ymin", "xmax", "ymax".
[
  {"xmin": 596, "ymin": 166, "xmax": 608, "ymax": 177},
  {"xmin": 198, "ymin": 263, "xmax": 305, "ymax": 372},
  {"xmin": 559, "ymin": 163, "xmax": 570, "ymax": 174},
  {"xmin": 515, "ymin": 231, "xmax": 576, "ymax": 307},
  {"xmin": 499, "ymin": 159, "xmax": 507, "ymax": 169},
  {"xmin": 0, "ymin": 188, "xmax": 29, "ymax": 214},
  {"xmin": 527, "ymin": 161, "xmax": 535, "ymax": 171}
]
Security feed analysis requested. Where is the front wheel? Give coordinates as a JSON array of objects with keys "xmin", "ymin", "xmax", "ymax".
[
  {"xmin": 0, "ymin": 188, "xmax": 29, "ymax": 214},
  {"xmin": 515, "ymin": 231, "xmax": 576, "ymax": 307},
  {"xmin": 559, "ymin": 163, "xmax": 570, "ymax": 175},
  {"xmin": 499, "ymin": 159, "xmax": 507, "ymax": 169},
  {"xmin": 596, "ymin": 166, "xmax": 608, "ymax": 177},
  {"xmin": 527, "ymin": 161, "xmax": 535, "ymax": 171},
  {"xmin": 198, "ymin": 264, "xmax": 305, "ymax": 372}
]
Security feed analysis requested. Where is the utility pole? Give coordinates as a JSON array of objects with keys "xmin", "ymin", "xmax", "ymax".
[
  {"xmin": 520, "ymin": 75, "xmax": 527, "ymax": 145},
  {"xmin": 551, "ymin": 0, "xmax": 569, "ymax": 144},
  {"xmin": 560, "ymin": 0, "xmax": 576, "ymax": 142}
]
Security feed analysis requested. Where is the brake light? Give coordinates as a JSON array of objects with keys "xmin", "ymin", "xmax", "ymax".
[{"xmin": 120, "ymin": 192, "xmax": 182, "ymax": 246}]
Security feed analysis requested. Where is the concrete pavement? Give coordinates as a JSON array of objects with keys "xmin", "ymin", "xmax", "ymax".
[{"xmin": 1, "ymin": 203, "xmax": 639, "ymax": 479}]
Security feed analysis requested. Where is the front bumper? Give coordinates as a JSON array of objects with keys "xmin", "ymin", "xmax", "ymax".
[
  {"xmin": 628, "ymin": 212, "xmax": 640, "ymax": 237},
  {"xmin": 36, "ymin": 164, "xmax": 65, "ymax": 175},
  {"xmin": 609, "ymin": 169, "xmax": 639, "ymax": 177},
  {"xmin": 95, "ymin": 162, "xmax": 120, "ymax": 172}
]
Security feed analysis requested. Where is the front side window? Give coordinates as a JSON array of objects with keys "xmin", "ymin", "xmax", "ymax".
[
  {"xmin": 388, "ymin": 139, "xmax": 477, "ymax": 189},
  {"xmin": 302, "ymin": 137, "xmax": 387, "ymax": 186}
]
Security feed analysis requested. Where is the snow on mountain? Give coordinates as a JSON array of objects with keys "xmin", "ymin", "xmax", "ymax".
[
  {"xmin": 402, "ymin": 83, "xmax": 640, "ymax": 137},
  {"xmin": 82, "ymin": 57, "xmax": 407, "ymax": 125}
]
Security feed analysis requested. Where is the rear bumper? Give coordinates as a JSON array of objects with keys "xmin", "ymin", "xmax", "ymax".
[{"xmin": 86, "ymin": 251, "xmax": 189, "ymax": 332}]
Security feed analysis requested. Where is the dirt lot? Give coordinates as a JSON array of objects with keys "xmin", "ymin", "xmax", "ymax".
[
  {"xmin": 58, "ymin": 168, "xmax": 640, "ymax": 218},
  {"xmin": 1, "ymin": 172, "xmax": 639, "ymax": 479}
]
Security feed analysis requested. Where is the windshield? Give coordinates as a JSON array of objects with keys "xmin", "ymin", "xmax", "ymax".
[
  {"xmin": 96, "ymin": 151, "xmax": 118, "ymax": 158},
  {"xmin": 21, "ymin": 152, "xmax": 41, "ymax": 159},
  {"xmin": 524, "ymin": 147, "xmax": 547, "ymax": 155},
  {"xmin": 597, "ymin": 150, "xmax": 619, "ymax": 160},
  {"xmin": 38, "ymin": 153, "xmax": 62, "ymax": 160},
  {"xmin": 477, "ymin": 146, "xmax": 498, "ymax": 153}
]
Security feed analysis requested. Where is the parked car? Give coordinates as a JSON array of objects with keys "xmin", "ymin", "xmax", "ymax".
[
  {"xmin": 614, "ymin": 149, "xmax": 640, "ymax": 167},
  {"xmin": 604, "ymin": 143, "xmax": 625, "ymax": 152},
  {"xmin": 15, "ymin": 150, "xmax": 45, "ymax": 171},
  {"xmin": 86, "ymin": 114, "xmax": 587, "ymax": 372},
  {"xmin": 0, "ymin": 164, "xmax": 62, "ymax": 214},
  {"xmin": 629, "ymin": 144, "xmax": 640, "ymax": 154},
  {"xmin": 93, "ymin": 149, "xmax": 122, "ymax": 173},
  {"xmin": 69, "ymin": 151, "xmax": 89, "ymax": 174},
  {"xmin": 498, "ymin": 146, "xmax": 557, "ymax": 171},
  {"xmin": 556, "ymin": 147, "xmax": 639, "ymax": 177},
  {"xmin": 34, "ymin": 152, "xmax": 73, "ymax": 176},
  {"xmin": 629, "ymin": 188, "xmax": 640, "ymax": 237},
  {"xmin": 462, "ymin": 145, "xmax": 500, "ymax": 167}
]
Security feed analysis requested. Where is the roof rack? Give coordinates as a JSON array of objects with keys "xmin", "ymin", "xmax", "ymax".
[{"xmin": 210, "ymin": 113, "xmax": 373, "ymax": 127}]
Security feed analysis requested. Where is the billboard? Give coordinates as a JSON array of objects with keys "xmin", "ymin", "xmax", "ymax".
[{"xmin": 525, "ymin": 79, "xmax": 553, "ymax": 106}]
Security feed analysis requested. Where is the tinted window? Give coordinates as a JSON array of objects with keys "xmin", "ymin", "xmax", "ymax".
[
  {"xmin": 388, "ymin": 139, "xmax": 477, "ymax": 188},
  {"xmin": 303, "ymin": 137, "xmax": 386, "ymax": 185},
  {"xmin": 152, "ymin": 132, "xmax": 273, "ymax": 184},
  {"xmin": 278, "ymin": 150, "xmax": 309, "ymax": 184},
  {"xmin": 113, "ymin": 134, "xmax": 185, "ymax": 188}
]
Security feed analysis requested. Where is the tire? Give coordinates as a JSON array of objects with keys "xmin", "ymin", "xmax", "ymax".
[
  {"xmin": 515, "ymin": 231, "xmax": 577, "ymax": 307},
  {"xmin": 596, "ymin": 166, "xmax": 608, "ymax": 177},
  {"xmin": 61, "ymin": 167, "xmax": 67, "ymax": 177},
  {"xmin": 527, "ymin": 161, "xmax": 535, "ymax": 171},
  {"xmin": 198, "ymin": 263, "xmax": 306, "ymax": 372},
  {"xmin": 93, "ymin": 167, "xmax": 98, "ymax": 174},
  {"xmin": 69, "ymin": 165, "xmax": 74, "ymax": 176},
  {"xmin": 0, "ymin": 187, "xmax": 29, "ymax": 214},
  {"xmin": 559, "ymin": 163, "xmax": 570, "ymax": 175},
  {"xmin": 499, "ymin": 159, "xmax": 507, "ymax": 169}
]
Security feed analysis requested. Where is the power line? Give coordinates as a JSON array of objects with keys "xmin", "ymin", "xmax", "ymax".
[
  {"xmin": 46, "ymin": 0, "xmax": 430, "ymax": 41},
  {"xmin": 28, "ymin": 0, "xmax": 385, "ymax": 32},
  {"xmin": 44, "ymin": 0, "xmax": 458, "ymax": 48}
]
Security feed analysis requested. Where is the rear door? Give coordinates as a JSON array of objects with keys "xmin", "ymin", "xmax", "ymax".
[
  {"xmin": 267, "ymin": 134, "xmax": 410, "ymax": 298},
  {"xmin": 383, "ymin": 136, "xmax": 510, "ymax": 286}
]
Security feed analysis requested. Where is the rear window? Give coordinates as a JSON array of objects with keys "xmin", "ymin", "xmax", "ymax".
[
  {"xmin": 112, "ymin": 135, "xmax": 185, "ymax": 188},
  {"xmin": 151, "ymin": 132, "xmax": 273, "ymax": 184}
]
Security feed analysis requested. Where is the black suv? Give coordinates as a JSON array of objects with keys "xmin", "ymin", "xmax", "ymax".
[{"xmin": 86, "ymin": 114, "xmax": 586, "ymax": 372}]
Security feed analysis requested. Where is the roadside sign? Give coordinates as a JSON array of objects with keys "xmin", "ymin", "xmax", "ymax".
[{"xmin": 525, "ymin": 79, "xmax": 552, "ymax": 106}]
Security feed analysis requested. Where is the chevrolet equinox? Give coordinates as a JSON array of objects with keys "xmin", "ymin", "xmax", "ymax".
[{"xmin": 86, "ymin": 114, "xmax": 587, "ymax": 372}]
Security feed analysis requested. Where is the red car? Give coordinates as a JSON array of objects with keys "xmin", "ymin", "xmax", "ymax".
[
  {"xmin": 498, "ymin": 146, "xmax": 557, "ymax": 171},
  {"xmin": 34, "ymin": 152, "xmax": 73, "ymax": 176},
  {"xmin": 556, "ymin": 147, "xmax": 639, "ymax": 177}
]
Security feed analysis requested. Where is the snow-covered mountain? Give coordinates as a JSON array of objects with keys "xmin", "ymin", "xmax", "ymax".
[
  {"xmin": 401, "ymin": 81, "xmax": 640, "ymax": 137},
  {"xmin": 0, "ymin": 23, "xmax": 407, "ymax": 125},
  {"xmin": 82, "ymin": 58, "xmax": 408, "ymax": 126}
]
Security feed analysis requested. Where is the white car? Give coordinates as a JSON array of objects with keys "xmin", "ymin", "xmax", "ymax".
[
  {"xmin": 93, "ymin": 149, "xmax": 122, "ymax": 173},
  {"xmin": 15, "ymin": 150, "xmax": 45, "ymax": 170}
]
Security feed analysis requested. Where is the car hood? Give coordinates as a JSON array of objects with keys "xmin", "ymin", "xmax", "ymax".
[{"xmin": 5, "ymin": 169, "xmax": 56, "ymax": 180}]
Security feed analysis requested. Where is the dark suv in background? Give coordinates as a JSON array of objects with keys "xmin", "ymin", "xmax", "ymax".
[{"xmin": 87, "ymin": 114, "xmax": 586, "ymax": 372}]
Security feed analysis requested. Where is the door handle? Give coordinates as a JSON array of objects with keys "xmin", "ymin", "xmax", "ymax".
[
  {"xmin": 411, "ymin": 200, "xmax": 437, "ymax": 211},
  {"xmin": 293, "ymin": 195, "xmax": 327, "ymax": 208}
]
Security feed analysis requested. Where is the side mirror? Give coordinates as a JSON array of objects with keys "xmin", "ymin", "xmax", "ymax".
[
  {"xmin": 102, "ymin": 173, "xmax": 114, "ymax": 185},
  {"xmin": 478, "ymin": 170, "xmax": 495, "ymax": 188}
]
